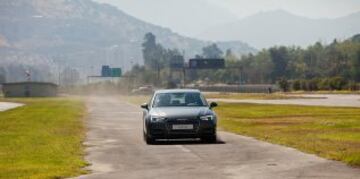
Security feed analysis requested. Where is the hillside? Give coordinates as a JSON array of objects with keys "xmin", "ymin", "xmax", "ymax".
[
  {"xmin": 0, "ymin": 0, "xmax": 255, "ymax": 82},
  {"xmin": 200, "ymin": 10, "xmax": 360, "ymax": 48}
]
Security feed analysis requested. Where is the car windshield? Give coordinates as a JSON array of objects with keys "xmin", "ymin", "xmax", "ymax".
[{"xmin": 152, "ymin": 92, "xmax": 208, "ymax": 107}]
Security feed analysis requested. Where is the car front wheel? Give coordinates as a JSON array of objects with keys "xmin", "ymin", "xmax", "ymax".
[{"xmin": 143, "ymin": 132, "xmax": 155, "ymax": 145}]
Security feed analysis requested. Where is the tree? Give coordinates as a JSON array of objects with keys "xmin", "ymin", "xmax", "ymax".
[
  {"xmin": 301, "ymin": 43, "xmax": 323, "ymax": 79},
  {"xmin": 202, "ymin": 43, "xmax": 223, "ymax": 58},
  {"xmin": 351, "ymin": 49, "xmax": 360, "ymax": 82},
  {"xmin": 329, "ymin": 77, "xmax": 347, "ymax": 90},
  {"xmin": 292, "ymin": 80, "xmax": 301, "ymax": 91},
  {"xmin": 142, "ymin": 32, "xmax": 156, "ymax": 69},
  {"xmin": 0, "ymin": 67, "xmax": 6, "ymax": 84},
  {"xmin": 142, "ymin": 32, "xmax": 166, "ymax": 70},
  {"xmin": 278, "ymin": 78, "xmax": 290, "ymax": 92},
  {"xmin": 252, "ymin": 50, "xmax": 273, "ymax": 83},
  {"xmin": 323, "ymin": 43, "xmax": 345, "ymax": 78},
  {"xmin": 352, "ymin": 34, "xmax": 360, "ymax": 43},
  {"xmin": 167, "ymin": 48, "xmax": 184, "ymax": 68},
  {"xmin": 134, "ymin": 33, "xmax": 360, "ymax": 88},
  {"xmin": 143, "ymin": 33, "xmax": 156, "ymax": 48},
  {"xmin": 269, "ymin": 46, "xmax": 290, "ymax": 82}
]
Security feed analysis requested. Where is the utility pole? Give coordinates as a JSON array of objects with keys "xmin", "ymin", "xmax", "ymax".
[
  {"xmin": 182, "ymin": 50, "xmax": 186, "ymax": 88},
  {"xmin": 25, "ymin": 70, "xmax": 31, "ymax": 82},
  {"xmin": 157, "ymin": 63, "xmax": 161, "ymax": 87},
  {"xmin": 57, "ymin": 64, "xmax": 61, "ymax": 87},
  {"xmin": 239, "ymin": 66, "xmax": 243, "ymax": 85},
  {"xmin": 130, "ymin": 59, "xmax": 135, "ymax": 89},
  {"xmin": 182, "ymin": 67, "xmax": 186, "ymax": 88}
]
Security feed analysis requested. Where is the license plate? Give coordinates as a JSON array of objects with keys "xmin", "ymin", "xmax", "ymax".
[{"xmin": 172, "ymin": 124, "xmax": 194, "ymax": 130}]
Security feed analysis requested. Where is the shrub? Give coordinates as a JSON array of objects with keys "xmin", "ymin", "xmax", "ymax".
[
  {"xmin": 308, "ymin": 79, "xmax": 319, "ymax": 91},
  {"xmin": 319, "ymin": 78, "xmax": 331, "ymax": 90},
  {"xmin": 289, "ymin": 78, "xmax": 350, "ymax": 91},
  {"xmin": 329, "ymin": 77, "xmax": 347, "ymax": 90},
  {"xmin": 278, "ymin": 78, "xmax": 290, "ymax": 92},
  {"xmin": 292, "ymin": 80, "xmax": 301, "ymax": 91},
  {"xmin": 300, "ymin": 80, "xmax": 308, "ymax": 91},
  {"xmin": 347, "ymin": 81, "xmax": 359, "ymax": 91}
]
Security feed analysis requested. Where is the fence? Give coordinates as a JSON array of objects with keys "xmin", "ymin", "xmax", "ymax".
[{"xmin": 192, "ymin": 84, "xmax": 279, "ymax": 93}]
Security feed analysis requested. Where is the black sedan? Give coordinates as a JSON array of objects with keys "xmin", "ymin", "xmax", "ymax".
[{"xmin": 141, "ymin": 89, "xmax": 218, "ymax": 144}]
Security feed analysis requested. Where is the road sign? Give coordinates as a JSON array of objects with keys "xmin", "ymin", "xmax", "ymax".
[
  {"xmin": 101, "ymin": 65, "xmax": 111, "ymax": 77},
  {"xmin": 102, "ymin": 66, "xmax": 122, "ymax": 77},
  {"xmin": 111, "ymin": 68, "xmax": 122, "ymax": 77},
  {"xmin": 188, "ymin": 59, "xmax": 225, "ymax": 69},
  {"xmin": 170, "ymin": 55, "xmax": 185, "ymax": 69}
]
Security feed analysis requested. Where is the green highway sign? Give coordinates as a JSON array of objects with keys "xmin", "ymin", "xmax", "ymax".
[
  {"xmin": 111, "ymin": 68, "xmax": 122, "ymax": 77},
  {"xmin": 101, "ymin": 65, "xmax": 122, "ymax": 77}
]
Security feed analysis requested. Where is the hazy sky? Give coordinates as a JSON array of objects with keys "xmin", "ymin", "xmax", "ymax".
[
  {"xmin": 94, "ymin": 0, "xmax": 360, "ymax": 38},
  {"xmin": 207, "ymin": 0, "xmax": 360, "ymax": 18},
  {"xmin": 96, "ymin": 0, "xmax": 360, "ymax": 19}
]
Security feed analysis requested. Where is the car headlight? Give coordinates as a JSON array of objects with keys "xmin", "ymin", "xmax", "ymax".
[
  {"xmin": 200, "ymin": 115, "xmax": 214, "ymax": 121},
  {"xmin": 151, "ymin": 116, "xmax": 166, "ymax": 122}
]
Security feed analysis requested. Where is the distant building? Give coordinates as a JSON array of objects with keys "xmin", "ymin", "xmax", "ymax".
[{"xmin": 2, "ymin": 82, "xmax": 58, "ymax": 97}]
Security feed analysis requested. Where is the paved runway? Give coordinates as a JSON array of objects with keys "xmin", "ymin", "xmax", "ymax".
[
  {"xmin": 0, "ymin": 102, "xmax": 24, "ymax": 112},
  {"xmin": 79, "ymin": 96, "xmax": 360, "ymax": 179}
]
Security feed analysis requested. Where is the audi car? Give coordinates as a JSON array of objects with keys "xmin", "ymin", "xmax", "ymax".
[{"xmin": 141, "ymin": 89, "xmax": 218, "ymax": 144}]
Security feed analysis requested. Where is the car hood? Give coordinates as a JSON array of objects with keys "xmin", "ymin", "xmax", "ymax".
[{"xmin": 149, "ymin": 107, "xmax": 214, "ymax": 118}]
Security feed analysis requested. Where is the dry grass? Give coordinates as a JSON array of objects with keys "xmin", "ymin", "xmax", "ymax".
[
  {"xmin": 215, "ymin": 103, "xmax": 360, "ymax": 166},
  {"xmin": 0, "ymin": 98, "xmax": 88, "ymax": 178},
  {"xmin": 289, "ymin": 90, "xmax": 360, "ymax": 95},
  {"xmin": 204, "ymin": 92, "xmax": 325, "ymax": 100}
]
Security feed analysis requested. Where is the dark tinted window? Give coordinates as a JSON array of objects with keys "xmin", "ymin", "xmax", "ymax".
[{"xmin": 153, "ymin": 92, "xmax": 207, "ymax": 107}]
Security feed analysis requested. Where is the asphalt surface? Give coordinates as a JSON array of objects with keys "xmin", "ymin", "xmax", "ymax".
[
  {"xmin": 79, "ymin": 96, "xmax": 360, "ymax": 179},
  {"xmin": 0, "ymin": 102, "xmax": 24, "ymax": 112},
  {"xmin": 210, "ymin": 94, "xmax": 360, "ymax": 108}
]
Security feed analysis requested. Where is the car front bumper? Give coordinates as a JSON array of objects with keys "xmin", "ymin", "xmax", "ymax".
[{"xmin": 147, "ymin": 120, "xmax": 216, "ymax": 139}]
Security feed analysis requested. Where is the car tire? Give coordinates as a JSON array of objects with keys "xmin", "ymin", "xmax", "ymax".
[
  {"xmin": 202, "ymin": 135, "xmax": 217, "ymax": 143},
  {"xmin": 144, "ymin": 132, "xmax": 155, "ymax": 145}
]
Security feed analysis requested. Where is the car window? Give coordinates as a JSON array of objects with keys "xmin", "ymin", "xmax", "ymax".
[{"xmin": 152, "ymin": 92, "xmax": 207, "ymax": 107}]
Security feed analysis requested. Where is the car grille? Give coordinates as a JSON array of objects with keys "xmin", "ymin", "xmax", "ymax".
[
  {"xmin": 165, "ymin": 117, "xmax": 200, "ymax": 134},
  {"xmin": 151, "ymin": 122, "xmax": 165, "ymax": 129}
]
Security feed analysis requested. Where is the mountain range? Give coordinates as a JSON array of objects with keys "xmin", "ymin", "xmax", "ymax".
[
  {"xmin": 0, "ymin": 0, "xmax": 255, "ymax": 82},
  {"xmin": 95, "ymin": 0, "xmax": 240, "ymax": 38},
  {"xmin": 200, "ymin": 10, "xmax": 360, "ymax": 48}
]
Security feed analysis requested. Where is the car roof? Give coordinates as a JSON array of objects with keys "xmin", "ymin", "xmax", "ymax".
[{"xmin": 155, "ymin": 89, "xmax": 201, "ymax": 94}]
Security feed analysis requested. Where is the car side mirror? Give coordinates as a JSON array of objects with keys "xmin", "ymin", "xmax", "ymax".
[
  {"xmin": 141, "ymin": 103, "xmax": 149, "ymax": 110},
  {"xmin": 210, "ymin": 102, "xmax": 218, "ymax": 109}
]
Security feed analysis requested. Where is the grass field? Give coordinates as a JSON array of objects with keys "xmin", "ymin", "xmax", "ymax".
[
  {"xmin": 215, "ymin": 103, "xmax": 360, "ymax": 166},
  {"xmin": 289, "ymin": 90, "xmax": 360, "ymax": 95},
  {"xmin": 204, "ymin": 92, "xmax": 325, "ymax": 100},
  {"xmin": 0, "ymin": 98, "xmax": 88, "ymax": 179},
  {"xmin": 119, "ymin": 93, "xmax": 319, "ymax": 105}
]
